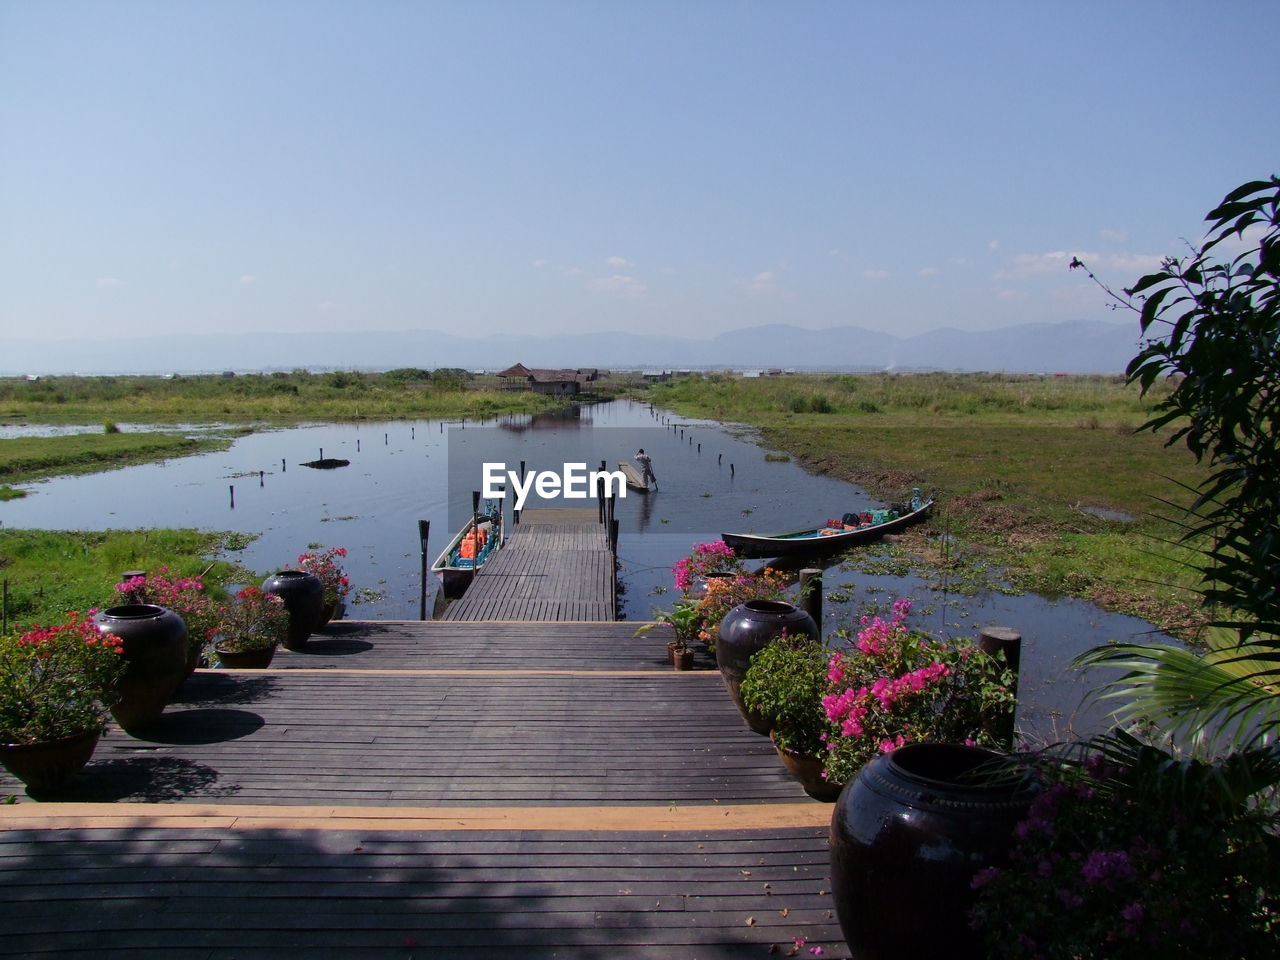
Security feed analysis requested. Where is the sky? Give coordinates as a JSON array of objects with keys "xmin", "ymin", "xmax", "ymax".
[{"xmin": 1, "ymin": 0, "xmax": 1277, "ymax": 346}]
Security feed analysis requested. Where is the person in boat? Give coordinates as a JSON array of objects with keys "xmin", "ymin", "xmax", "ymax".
[{"xmin": 634, "ymin": 448, "xmax": 657, "ymax": 489}]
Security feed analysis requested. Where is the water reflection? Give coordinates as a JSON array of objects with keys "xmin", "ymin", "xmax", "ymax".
[{"xmin": 0, "ymin": 398, "xmax": 1162, "ymax": 742}]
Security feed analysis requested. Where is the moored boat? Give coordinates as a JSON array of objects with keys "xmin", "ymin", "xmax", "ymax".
[
  {"xmin": 721, "ymin": 492, "xmax": 934, "ymax": 559},
  {"xmin": 431, "ymin": 500, "xmax": 503, "ymax": 598},
  {"xmin": 618, "ymin": 460, "xmax": 651, "ymax": 492}
]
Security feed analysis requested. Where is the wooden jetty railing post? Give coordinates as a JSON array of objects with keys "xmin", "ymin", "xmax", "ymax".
[
  {"xmin": 978, "ymin": 626, "xmax": 1022, "ymax": 748},
  {"xmin": 798, "ymin": 568, "xmax": 822, "ymax": 634},
  {"xmin": 418, "ymin": 520, "xmax": 431, "ymax": 620}
]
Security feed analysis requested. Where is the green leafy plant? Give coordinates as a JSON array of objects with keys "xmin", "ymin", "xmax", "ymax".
[
  {"xmin": 740, "ymin": 631, "xmax": 829, "ymax": 754},
  {"xmin": 1071, "ymin": 176, "xmax": 1280, "ymax": 752},
  {"xmin": 971, "ymin": 731, "xmax": 1279, "ymax": 960},
  {"xmin": 0, "ymin": 611, "xmax": 125, "ymax": 744},
  {"xmin": 209, "ymin": 587, "xmax": 289, "ymax": 655}
]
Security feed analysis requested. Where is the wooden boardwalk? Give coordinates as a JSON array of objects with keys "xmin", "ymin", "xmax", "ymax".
[
  {"xmin": 442, "ymin": 508, "xmax": 617, "ymax": 622},
  {"xmin": 0, "ymin": 619, "xmax": 851, "ymax": 959}
]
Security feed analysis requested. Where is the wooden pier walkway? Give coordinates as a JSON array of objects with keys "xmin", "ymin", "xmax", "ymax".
[
  {"xmin": 0, "ymin": 618, "xmax": 850, "ymax": 959},
  {"xmin": 441, "ymin": 508, "xmax": 617, "ymax": 622}
]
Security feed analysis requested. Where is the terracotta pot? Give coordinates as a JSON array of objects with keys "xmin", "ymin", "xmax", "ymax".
[
  {"xmin": 716, "ymin": 600, "xmax": 818, "ymax": 734},
  {"xmin": 770, "ymin": 731, "xmax": 841, "ymax": 802},
  {"xmin": 94, "ymin": 604, "xmax": 189, "ymax": 733},
  {"xmin": 829, "ymin": 742, "xmax": 1034, "ymax": 960},
  {"xmin": 214, "ymin": 645, "xmax": 277, "ymax": 669},
  {"xmin": 0, "ymin": 728, "xmax": 102, "ymax": 792},
  {"xmin": 261, "ymin": 571, "xmax": 324, "ymax": 651},
  {"xmin": 673, "ymin": 648, "xmax": 695, "ymax": 670}
]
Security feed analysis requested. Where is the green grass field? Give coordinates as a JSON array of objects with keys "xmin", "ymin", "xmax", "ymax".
[{"xmin": 646, "ymin": 372, "xmax": 1208, "ymax": 634}]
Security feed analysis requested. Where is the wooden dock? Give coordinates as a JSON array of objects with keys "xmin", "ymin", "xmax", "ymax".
[
  {"xmin": 441, "ymin": 508, "xmax": 617, "ymax": 622},
  {"xmin": 0, "ymin": 618, "xmax": 851, "ymax": 958}
]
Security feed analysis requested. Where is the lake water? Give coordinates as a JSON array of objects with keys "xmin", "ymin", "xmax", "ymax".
[{"xmin": 1, "ymin": 399, "xmax": 1167, "ymax": 743}]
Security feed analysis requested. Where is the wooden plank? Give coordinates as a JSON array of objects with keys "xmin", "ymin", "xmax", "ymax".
[{"xmin": 0, "ymin": 826, "xmax": 851, "ymax": 958}]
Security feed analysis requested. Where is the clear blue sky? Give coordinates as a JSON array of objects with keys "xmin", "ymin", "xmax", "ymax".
[{"xmin": 2, "ymin": 0, "xmax": 1276, "ymax": 344}]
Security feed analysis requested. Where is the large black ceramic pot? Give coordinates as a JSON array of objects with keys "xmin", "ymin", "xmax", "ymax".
[
  {"xmin": 94, "ymin": 604, "xmax": 189, "ymax": 733},
  {"xmin": 829, "ymin": 742, "xmax": 1034, "ymax": 960},
  {"xmin": 262, "ymin": 570, "xmax": 324, "ymax": 651},
  {"xmin": 716, "ymin": 599, "xmax": 818, "ymax": 734}
]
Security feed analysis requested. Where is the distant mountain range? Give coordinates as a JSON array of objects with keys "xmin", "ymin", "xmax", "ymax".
[{"xmin": 2, "ymin": 320, "xmax": 1141, "ymax": 376}]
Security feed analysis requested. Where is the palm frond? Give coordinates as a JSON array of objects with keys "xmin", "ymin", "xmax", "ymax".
[{"xmin": 1074, "ymin": 639, "xmax": 1280, "ymax": 754}]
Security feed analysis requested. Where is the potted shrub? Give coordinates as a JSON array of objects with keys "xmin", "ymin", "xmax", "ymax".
[
  {"xmin": 296, "ymin": 545, "xmax": 350, "ymax": 629},
  {"xmin": 739, "ymin": 631, "xmax": 836, "ymax": 799},
  {"xmin": 0, "ymin": 611, "xmax": 126, "ymax": 791},
  {"xmin": 115, "ymin": 568, "xmax": 221, "ymax": 676},
  {"xmin": 821, "ymin": 598, "xmax": 1017, "ymax": 786},
  {"xmin": 208, "ymin": 587, "xmax": 290, "ymax": 668},
  {"xmin": 970, "ymin": 732, "xmax": 1279, "ymax": 960}
]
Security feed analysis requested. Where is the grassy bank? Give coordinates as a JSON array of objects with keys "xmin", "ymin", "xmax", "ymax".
[
  {"xmin": 0, "ymin": 528, "xmax": 253, "ymax": 631},
  {"xmin": 647, "ymin": 372, "xmax": 1208, "ymax": 634},
  {"xmin": 0, "ymin": 370, "xmax": 582, "ymax": 424},
  {"xmin": 0, "ymin": 431, "xmax": 234, "ymax": 490}
]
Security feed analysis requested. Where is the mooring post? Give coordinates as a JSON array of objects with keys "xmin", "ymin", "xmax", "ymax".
[
  {"xmin": 471, "ymin": 490, "xmax": 481, "ymax": 518},
  {"xmin": 259, "ymin": 470, "xmax": 264, "ymax": 487},
  {"xmin": 730, "ymin": 463, "xmax": 735, "ymax": 477},
  {"xmin": 357, "ymin": 439, "xmax": 361, "ymax": 452},
  {"xmin": 282, "ymin": 459, "xmax": 286, "ymax": 472},
  {"xmin": 609, "ymin": 517, "xmax": 619, "ymax": 556},
  {"xmin": 798, "ymin": 568, "xmax": 822, "ymax": 634},
  {"xmin": 978, "ymin": 626, "xmax": 1022, "ymax": 748},
  {"xmin": 418, "ymin": 520, "xmax": 431, "ymax": 620},
  {"xmin": 229, "ymin": 485, "xmax": 235, "ymax": 509}
]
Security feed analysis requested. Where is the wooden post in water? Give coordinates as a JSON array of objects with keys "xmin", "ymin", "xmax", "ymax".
[
  {"xmin": 259, "ymin": 470, "xmax": 264, "ymax": 487},
  {"xmin": 229, "ymin": 485, "xmax": 235, "ymax": 509},
  {"xmin": 282, "ymin": 459, "xmax": 286, "ymax": 472},
  {"xmin": 357, "ymin": 439, "xmax": 361, "ymax": 452},
  {"xmin": 978, "ymin": 626, "xmax": 1022, "ymax": 749},
  {"xmin": 609, "ymin": 518, "xmax": 619, "ymax": 557},
  {"xmin": 418, "ymin": 520, "xmax": 431, "ymax": 621},
  {"xmin": 799, "ymin": 568, "xmax": 822, "ymax": 634}
]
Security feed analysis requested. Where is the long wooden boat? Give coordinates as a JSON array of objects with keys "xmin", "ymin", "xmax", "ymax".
[
  {"xmin": 430, "ymin": 502, "xmax": 503, "ymax": 598},
  {"xmin": 721, "ymin": 497, "xmax": 934, "ymax": 559},
  {"xmin": 618, "ymin": 460, "xmax": 651, "ymax": 492}
]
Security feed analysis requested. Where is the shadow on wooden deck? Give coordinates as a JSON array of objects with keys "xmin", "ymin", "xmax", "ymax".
[{"xmin": 0, "ymin": 619, "xmax": 850, "ymax": 958}]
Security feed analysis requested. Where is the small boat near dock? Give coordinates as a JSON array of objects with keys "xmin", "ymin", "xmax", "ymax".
[
  {"xmin": 618, "ymin": 460, "xmax": 651, "ymax": 492},
  {"xmin": 721, "ymin": 493, "xmax": 934, "ymax": 559},
  {"xmin": 431, "ymin": 500, "xmax": 504, "ymax": 598}
]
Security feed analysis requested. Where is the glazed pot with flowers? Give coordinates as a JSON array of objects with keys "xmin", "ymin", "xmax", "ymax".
[
  {"xmin": 93, "ymin": 603, "xmax": 189, "ymax": 732},
  {"xmin": 821, "ymin": 598, "xmax": 1022, "ymax": 958},
  {"xmin": 115, "ymin": 568, "xmax": 220, "ymax": 678},
  {"xmin": 296, "ymin": 545, "xmax": 350, "ymax": 631},
  {"xmin": 738, "ymin": 631, "xmax": 838, "ymax": 800},
  {"xmin": 0, "ymin": 611, "xmax": 125, "ymax": 792},
  {"xmin": 209, "ymin": 587, "xmax": 290, "ymax": 668},
  {"xmin": 261, "ymin": 569, "xmax": 324, "ymax": 650}
]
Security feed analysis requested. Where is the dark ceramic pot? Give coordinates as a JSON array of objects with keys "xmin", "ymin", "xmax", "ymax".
[
  {"xmin": 94, "ymin": 604, "xmax": 189, "ymax": 733},
  {"xmin": 771, "ymin": 732, "xmax": 842, "ymax": 802},
  {"xmin": 214, "ymin": 645, "xmax": 277, "ymax": 669},
  {"xmin": 261, "ymin": 571, "xmax": 324, "ymax": 651},
  {"xmin": 716, "ymin": 600, "xmax": 818, "ymax": 733},
  {"xmin": 1, "ymin": 728, "xmax": 102, "ymax": 792},
  {"xmin": 829, "ymin": 742, "xmax": 1034, "ymax": 960}
]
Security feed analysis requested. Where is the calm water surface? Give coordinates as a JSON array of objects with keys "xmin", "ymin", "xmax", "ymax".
[{"xmin": 1, "ymin": 399, "xmax": 1165, "ymax": 743}]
